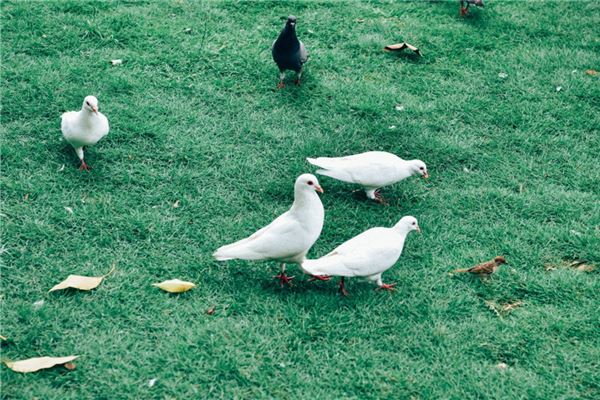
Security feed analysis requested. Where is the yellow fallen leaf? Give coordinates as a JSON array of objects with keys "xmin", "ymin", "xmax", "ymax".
[
  {"xmin": 0, "ymin": 335, "xmax": 7, "ymax": 341},
  {"xmin": 152, "ymin": 279, "xmax": 196, "ymax": 293},
  {"xmin": 384, "ymin": 42, "xmax": 422, "ymax": 56},
  {"xmin": 49, "ymin": 264, "xmax": 115, "ymax": 292},
  {"xmin": 4, "ymin": 355, "xmax": 78, "ymax": 373}
]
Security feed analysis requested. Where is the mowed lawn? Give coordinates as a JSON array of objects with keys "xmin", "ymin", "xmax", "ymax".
[{"xmin": 2, "ymin": 0, "xmax": 599, "ymax": 398}]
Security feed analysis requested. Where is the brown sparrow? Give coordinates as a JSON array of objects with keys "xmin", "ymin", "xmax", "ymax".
[{"xmin": 453, "ymin": 256, "xmax": 506, "ymax": 277}]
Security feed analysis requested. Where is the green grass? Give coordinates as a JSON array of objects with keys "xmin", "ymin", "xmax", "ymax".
[{"xmin": 1, "ymin": 0, "xmax": 599, "ymax": 398}]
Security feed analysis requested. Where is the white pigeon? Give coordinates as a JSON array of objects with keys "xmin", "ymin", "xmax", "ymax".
[
  {"xmin": 61, "ymin": 95, "xmax": 109, "ymax": 171},
  {"xmin": 213, "ymin": 174, "xmax": 325, "ymax": 287},
  {"xmin": 301, "ymin": 216, "xmax": 420, "ymax": 295},
  {"xmin": 307, "ymin": 151, "xmax": 428, "ymax": 203}
]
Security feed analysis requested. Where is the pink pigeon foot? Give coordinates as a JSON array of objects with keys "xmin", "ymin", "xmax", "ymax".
[
  {"xmin": 277, "ymin": 81, "xmax": 285, "ymax": 89},
  {"xmin": 377, "ymin": 283, "xmax": 397, "ymax": 292},
  {"xmin": 338, "ymin": 277, "xmax": 349, "ymax": 297},
  {"xmin": 79, "ymin": 160, "xmax": 91, "ymax": 171},
  {"xmin": 374, "ymin": 190, "xmax": 388, "ymax": 205},
  {"xmin": 273, "ymin": 273, "xmax": 294, "ymax": 287},
  {"xmin": 308, "ymin": 274, "xmax": 331, "ymax": 282}
]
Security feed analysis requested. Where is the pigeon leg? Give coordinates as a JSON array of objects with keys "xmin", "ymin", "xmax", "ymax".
[
  {"xmin": 277, "ymin": 71, "xmax": 285, "ymax": 89},
  {"xmin": 273, "ymin": 263, "xmax": 294, "ymax": 287},
  {"xmin": 376, "ymin": 283, "xmax": 397, "ymax": 292},
  {"xmin": 79, "ymin": 159, "xmax": 91, "ymax": 171},
  {"xmin": 460, "ymin": 2, "xmax": 469, "ymax": 15},
  {"xmin": 308, "ymin": 274, "xmax": 331, "ymax": 282},
  {"xmin": 374, "ymin": 189, "xmax": 389, "ymax": 205},
  {"xmin": 295, "ymin": 70, "xmax": 302, "ymax": 86},
  {"xmin": 338, "ymin": 277, "xmax": 349, "ymax": 297}
]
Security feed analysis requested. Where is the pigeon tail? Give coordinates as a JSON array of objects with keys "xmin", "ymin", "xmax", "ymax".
[{"xmin": 213, "ymin": 240, "xmax": 263, "ymax": 261}]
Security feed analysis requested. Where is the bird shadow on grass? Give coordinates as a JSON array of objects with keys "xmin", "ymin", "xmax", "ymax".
[{"xmin": 384, "ymin": 52, "xmax": 425, "ymax": 65}]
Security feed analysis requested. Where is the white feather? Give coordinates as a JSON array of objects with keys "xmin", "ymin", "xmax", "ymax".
[
  {"xmin": 307, "ymin": 151, "xmax": 427, "ymax": 196},
  {"xmin": 213, "ymin": 174, "xmax": 324, "ymax": 265},
  {"xmin": 61, "ymin": 96, "xmax": 109, "ymax": 161},
  {"xmin": 302, "ymin": 216, "xmax": 419, "ymax": 286}
]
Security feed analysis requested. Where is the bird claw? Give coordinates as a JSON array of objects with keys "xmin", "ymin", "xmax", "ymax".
[
  {"xmin": 79, "ymin": 161, "xmax": 91, "ymax": 171},
  {"xmin": 277, "ymin": 81, "xmax": 285, "ymax": 89},
  {"xmin": 308, "ymin": 274, "xmax": 331, "ymax": 282},
  {"xmin": 374, "ymin": 190, "xmax": 388, "ymax": 206},
  {"xmin": 338, "ymin": 280, "xmax": 349, "ymax": 297},
  {"xmin": 294, "ymin": 79, "xmax": 301, "ymax": 86},
  {"xmin": 273, "ymin": 273, "xmax": 294, "ymax": 287},
  {"xmin": 376, "ymin": 283, "xmax": 397, "ymax": 292}
]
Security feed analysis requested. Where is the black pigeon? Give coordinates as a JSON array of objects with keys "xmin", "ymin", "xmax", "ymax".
[
  {"xmin": 272, "ymin": 15, "xmax": 308, "ymax": 88},
  {"xmin": 460, "ymin": 0, "xmax": 484, "ymax": 15}
]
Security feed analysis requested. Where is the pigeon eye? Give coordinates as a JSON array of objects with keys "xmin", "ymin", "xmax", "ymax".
[
  {"xmin": 412, "ymin": 222, "xmax": 416, "ymax": 225},
  {"xmin": 419, "ymin": 167, "xmax": 424, "ymax": 170},
  {"xmin": 307, "ymin": 181, "xmax": 313, "ymax": 186},
  {"xmin": 86, "ymin": 101, "xmax": 90, "ymax": 106}
]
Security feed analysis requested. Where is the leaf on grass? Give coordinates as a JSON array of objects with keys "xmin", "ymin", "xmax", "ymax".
[
  {"xmin": 110, "ymin": 59, "xmax": 123, "ymax": 65},
  {"xmin": 206, "ymin": 306, "xmax": 216, "ymax": 315},
  {"xmin": 0, "ymin": 335, "xmax": 7, "ymax": 341},
  {"xmin": 64, "ymin": 207, "xmax": 74, "ymax": 214},
  {"xmin": 4, "ymin": 355, "xmax": 78, "ymax": 373},
  {"xmin": 585, "ymin": 69, "xmax": 598, "ymax": 76},
  {"xmin": 384, "ymin": 42, "xmax": 421, "ymax": 56},
  {"xmin": 485, "ymin": 300, "xmax": 522, "ymax": 317},
  {"xmin": 153, "ymin": 279, "xmax": 196, "ymax": 293},
  {"xmin": 49, "ymin": 265, "xmax": 115, "ymax": 292},
  {"xmin": 545, "ymin": 259, "xmax": 596, "ymax": 272},
  {"xmin": 173, "ymin": 200, "xmax": 180, "ymax": 208}
]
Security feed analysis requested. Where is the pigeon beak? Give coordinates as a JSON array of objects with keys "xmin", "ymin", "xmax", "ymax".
[
  {"xmin": 315, "ymin": 185, "xmax": 324, "ymax": 194},
  {"xmin": 92, "ymin": 107, "xmax": 98, "ymax": 114},
  {"xmin": 416, "ymin": 226, "xmax": 421, "ymax": 233},
  {"xmin": 423, "ymin": 172, "xmax": 429, "ymax": 179}
]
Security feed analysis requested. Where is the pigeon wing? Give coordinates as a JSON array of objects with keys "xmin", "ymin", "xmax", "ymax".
[{"xmin": 308, "ymin": 152, "xmax": 403, "ymax": 187}]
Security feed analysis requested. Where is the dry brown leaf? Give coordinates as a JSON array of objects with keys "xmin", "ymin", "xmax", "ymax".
[
  {"xmin": 152, "ymin": 279, "xmax": 196, "ymax": 293},
  {"xmin": 49, "ymin": 265, "xmax": 115, "ymax": 292},
  {"xmin": 485, "ymin": 300, "xmax": 522, "ymax": 317},
  {"xmin": 0, "ymin": 335, "xmax": 7, "ymax": 341},
  {"xmin": 586, "ymin": 69, "xmax": 598, "ymax": 76},
  {"xmin": 356, "ymin": 18, "xmax": 365, "ymax": 23},
  {"xmin": 4, "ymin": 355, "xmax": 78, "ymax": 373},
  {"xmin": 206, "ymin": 306, "xmax": 216, "ymax": 315},
  {"xmin": 173, "ymin": 200, "xmax": 180, "ymax": 208},
  {"xmin": 384, "ymin": 42, "xmax": 421, "ymax": 56},
  {"xmin": 545, "ymin": 259, "xmax": 596, "ymax": 272},
  {"xmin": 501, "ymin": 301, "xmax": 523, "ymax": 313},
  {"xmin": 576, "ymin": 264, "xmax": 596, "ymax": 272}
]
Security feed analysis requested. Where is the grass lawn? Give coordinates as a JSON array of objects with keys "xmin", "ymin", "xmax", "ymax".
[{"xmin": 1, "ymin": 0, "xmax": 599, "ymax": 398}]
